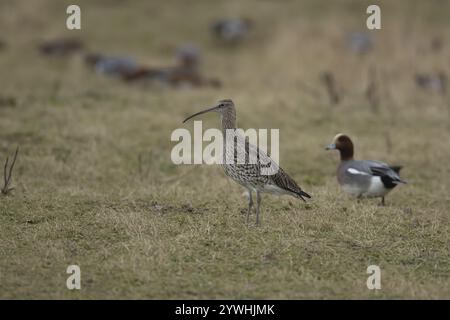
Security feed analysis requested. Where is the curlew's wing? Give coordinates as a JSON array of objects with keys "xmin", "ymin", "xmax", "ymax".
[
  {"xmin": 271, "ymin": 167, "xmax": 311, "ymax": 201},
  {"xmin": 229, "ymin": 133, "xmax": 311, "ymax": 200}
]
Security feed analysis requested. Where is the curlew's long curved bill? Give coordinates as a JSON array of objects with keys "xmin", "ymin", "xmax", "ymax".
[{"xmin": 182, "ymin": 106, "xmax": 219, "ymax": 123}]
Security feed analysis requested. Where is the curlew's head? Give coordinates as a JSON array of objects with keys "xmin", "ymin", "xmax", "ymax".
[
  {"xmin": 326, "ymin": 133, "xmax": 354, "ymax": 161},
  {"xmin": 182, "ymin": 99, "xmax": 235, "ymax": 124}
]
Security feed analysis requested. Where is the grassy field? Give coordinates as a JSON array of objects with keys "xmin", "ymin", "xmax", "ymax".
[{"xmin": 0, "ymin": 0, "xmax": 449, "ymax": 299}]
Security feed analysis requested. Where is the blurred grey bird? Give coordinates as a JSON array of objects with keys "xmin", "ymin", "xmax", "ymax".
[
  {"xmin": 326, "ymin": 134, "xmax": 406, "ymax": 206},
  {"xmin": 346, "ymin": 32, "xmax": 374, "ymax": 55},
  {"xmin": 183, "ymin": 99, "xmax": 311, "ymax": 225},
  {"xmin": 211, "ymin": 18, "xmax": 252, "ymax": 44},
  {"xmin": 415, "ymin": 72, "xmax": 447, "ymax": 95},
  {"xmin": 84, "ymin": 53, "xmax": 139, "ymax": 77}
]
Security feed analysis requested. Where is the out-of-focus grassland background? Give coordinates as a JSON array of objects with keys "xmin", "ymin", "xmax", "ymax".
[{"xmin": 0, "ymin": 0, "xmax": 449, "ymax": 299}]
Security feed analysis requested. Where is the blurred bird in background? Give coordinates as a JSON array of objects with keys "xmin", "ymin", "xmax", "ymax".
[
  {"xmin": 211, "ymin": 17, "xmax": 252, "ymax": 44},
  {"xmin": 123, "ymin": 44, "xmax": 221, "ymax": 88},
  {"xmin": 346, "ymin": 32, "xmax": 374, "ymax": 55},
  {"xmin": 84, "ymin": 53, "xmax": 140, "ymax": 77},
  {"xmin": 415, "ymin": 72, "xmax": 447, "ymax": 95},
  {"xmin": 39, "ymin": 38, "xmax": 83, "ymax": 56}
]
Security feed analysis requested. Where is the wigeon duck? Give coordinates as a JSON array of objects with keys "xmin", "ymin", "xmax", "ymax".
[{"xmin": 326, "ymin": 134, "xmax": 406, "ymax": 205}]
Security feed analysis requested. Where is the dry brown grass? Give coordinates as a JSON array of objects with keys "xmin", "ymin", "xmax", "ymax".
[{"xmin": 0, "ymin": 0, "xmax": 449, "ymax": 299}]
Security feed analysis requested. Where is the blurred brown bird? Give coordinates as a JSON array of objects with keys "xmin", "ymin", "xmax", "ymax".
[
  {"xmin": 39, "ymin": 38, "xmax": 83, "ymax": 56},
  {"xmin": 123, "ymin": 44, "xmax": 221, "ymax": 88}
]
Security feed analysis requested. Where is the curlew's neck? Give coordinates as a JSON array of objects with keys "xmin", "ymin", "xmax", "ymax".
[
  {"xmin": 220, "ymin": 107, "xmax": 237, "ymax": 131},
  {"xmin": 220, "ymin": 107, "xmax": 238, "ymax": 164}
]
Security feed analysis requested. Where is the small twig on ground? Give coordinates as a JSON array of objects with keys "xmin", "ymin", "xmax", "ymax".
[
  {"xmin": 366, "ymin": 66, "xmax": 380, "ymax": 114},
  {"xmin": 320, "ymin": 71, "xmax": 340, "ymax": 105},
  {"xmin": 384, "ymin": 131, "xmax": 393, "ymax": 154},
  {"xmin": 1, "ymin": 146, "xmax": 19, "ymax": 195}
]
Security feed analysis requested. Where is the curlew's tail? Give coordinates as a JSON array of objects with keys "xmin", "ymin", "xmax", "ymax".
[
  {"xmin": 271, "ymin": 167, "xmax": 312, "ymax": 202},
  {"xmin": 295, "ymin": 190, "xmax": 312, "ymax": 202}
]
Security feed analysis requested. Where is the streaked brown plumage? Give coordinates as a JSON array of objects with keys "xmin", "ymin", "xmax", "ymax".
[{"xmin": 183, "ymin": 99, "xmax": 311, "ymax": 225}]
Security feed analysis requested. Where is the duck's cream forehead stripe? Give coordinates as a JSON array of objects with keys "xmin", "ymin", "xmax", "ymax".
[{"xmin": 333, "ymin": 133, "xmax": 344, "ymax": 141}]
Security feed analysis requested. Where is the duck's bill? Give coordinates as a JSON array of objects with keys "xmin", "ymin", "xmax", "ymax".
[
  {"xmin": 325, "ymin": 143, "xmax": 336, "ymax": 150},
  {"xmin": 182, "ymin": 106, "xmax": 219, "ymax": 123}
]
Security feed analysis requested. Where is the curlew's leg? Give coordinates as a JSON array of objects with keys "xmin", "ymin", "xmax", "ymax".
[
  {"xmin": 256, "ymin": 191, "xmax": 261, "ymax": 226},
  {"xmin": 247, "ymin": 189, "xmax": 253, "ymax": 224},
  {"xmin": 380, "ymin": 197, "xmax": 385, "ymax": 206}
]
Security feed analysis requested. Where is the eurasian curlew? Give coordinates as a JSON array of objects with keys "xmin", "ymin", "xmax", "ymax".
[{"xmin": 183, "ymin": 99, "xmax": 311, "ymax": 225}]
